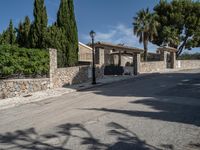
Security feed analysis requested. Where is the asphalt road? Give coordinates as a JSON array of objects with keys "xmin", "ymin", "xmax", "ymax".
[{"xmin": 0, "ymin": 69, "xmax": 200, "ymax": 150}]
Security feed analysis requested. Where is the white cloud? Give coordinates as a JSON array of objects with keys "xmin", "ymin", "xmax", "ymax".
[
  {"xmin": 80, "ymin": 24, "xmax": 158, "ymax": 52},
  {"xmin": 95, "ymin": 30, "xmax": 117, "ymax": 41}
]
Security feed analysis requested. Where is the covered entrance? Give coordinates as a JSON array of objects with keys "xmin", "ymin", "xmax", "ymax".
[
  {"xmin": 158, "ymin": 47, "xmax": 177, "ymax": 69},
  {"xmin": 94, "ymin": 42, "xmax": 144, "ymax": 75}
]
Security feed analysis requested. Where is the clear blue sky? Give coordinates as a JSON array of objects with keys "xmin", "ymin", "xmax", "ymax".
[{"xmin": 0, "ymin": 0, "xmax": 198, "ymax": 52}]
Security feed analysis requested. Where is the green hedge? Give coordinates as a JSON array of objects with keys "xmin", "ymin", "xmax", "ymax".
[
  {"xmin": 178, "ymin": 53, "xmax": 200, "ymax": 60},
  {"xmin": 0, "ymin": 45, "xmax": 49, "ymax": 79}
]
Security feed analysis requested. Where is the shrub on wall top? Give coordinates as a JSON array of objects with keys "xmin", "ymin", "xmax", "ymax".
[
  {"xmin": 178, "ymin": 53, "xmax": 200, "ymax": 60},
  {"xmin": 0, "ymin": 45, "xmax": 49, "ymax": 79}
]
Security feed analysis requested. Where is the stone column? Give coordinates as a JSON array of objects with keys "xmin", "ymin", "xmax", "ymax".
[
  {"xmin": 118, "ymin": 50, "xmax": 121, "ymax": 66},
  {"xmin": 133, "ymin": 53, "xmax": 141, "ymax": 75},
  {"xmin": 94, "ymin": 47, "xmax": 105, "ymax": 78},
  {"xmin": 160, "ymin": 50, "xmax": 168, "ymax": 68},
  {"xmin": 170, "ymin": 52, "xmax": 177, "ymax": 69},
  {"xmin": 49, "ymin": 48, "xmax": 57, "ymax": 88},
  {"xmin": 99, "ymin": 48, "xmax": 105, "ymax": 67},
  {"xmin": 95, "ymin": 47, "xmax": 105, "ymax": 67}
]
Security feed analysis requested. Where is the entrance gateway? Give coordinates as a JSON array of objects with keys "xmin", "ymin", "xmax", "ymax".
[
  {"xmin": 157, "ymin": 47, "xmax": 177, "ymax": 69},
  {"xmin": 93, "ymin": 42, "xmax": 144, "ymax": 76}
]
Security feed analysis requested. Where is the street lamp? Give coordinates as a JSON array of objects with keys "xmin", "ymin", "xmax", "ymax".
[{"xmin": 90, "ymin": 30, "xmax": 96, "ymax": 84}]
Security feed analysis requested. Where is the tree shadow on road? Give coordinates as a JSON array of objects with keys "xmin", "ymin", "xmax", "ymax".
[
  {"xmin": 0, "ymin": 122, "xmax": 160, "ymax": 150},
  {"xmin": 106, "ymin": 122, "xmax": 160, "ymax": 150},
  {"xmin": 85, "ymin": 97, "xmax": 200, "ymax": 127},
  {"xmin": 84, "ymin": 72, "xmax": 200, "ymax": 99},
  {"xmin": 81, "ymin": 72, "xmax": 200, "ymax": 127}
]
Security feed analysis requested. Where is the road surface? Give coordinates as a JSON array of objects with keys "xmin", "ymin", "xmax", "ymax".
[{"xmin": 0, "ymin": 69, "xmax": 200, "ymax": 150}]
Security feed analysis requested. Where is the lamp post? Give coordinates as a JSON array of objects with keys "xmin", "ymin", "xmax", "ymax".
[{"xmin": 90, "ymin": 30, "xmax": 96, "ymax": 84}]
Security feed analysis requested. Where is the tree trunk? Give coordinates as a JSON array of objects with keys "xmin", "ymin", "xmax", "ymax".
[
  {"xmin": 143, "ymin": 40, "xmax": 148, "ymax": 61},
  {"xmin": 176, "ymin": 36, "xmax": 188, "ymax": 58}
]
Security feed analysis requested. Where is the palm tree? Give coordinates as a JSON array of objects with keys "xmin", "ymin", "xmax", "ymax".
[{"xmin": 133, "ymin": 8, "xmax": 159, "ymax": 61}]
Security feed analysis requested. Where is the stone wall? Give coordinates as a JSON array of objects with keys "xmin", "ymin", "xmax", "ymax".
[
  {"xmin": 52, "ymin": 66, "xmax": 88, "ymax": 88},
  {"xmin": 139, "ymin": 61, "xmax": 165, "ymax": 73},
  {"xmin": 0, "ymin": 48, "xmax": 104, "ymax": 99},
  {"xmin": 50, "ymin": 49, "xmax": 104, "ymax": 88},
  {"xmin": 52, "ymin": 65, "xmax": 104, "ymax": 88},
  {"xmin": 176, "ymin": 60, "xmax": 200, "ymax": 70},
  {"xmin": 0, "ymin": 78, "xmax": 50, "ymax": 99}
]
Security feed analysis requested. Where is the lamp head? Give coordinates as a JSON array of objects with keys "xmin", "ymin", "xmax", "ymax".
[{"xmin": 90, "ymin": 30, "xmax": 96, "ymax": 39}]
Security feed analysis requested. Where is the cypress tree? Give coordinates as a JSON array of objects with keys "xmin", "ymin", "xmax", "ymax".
[
  {"xmin": 17, "ymin": 16, "xmax": 31, "ymax": 47},
  {"xmin": 0, "ymin": 33, "xmax": 2, "ymax": 44},
  {"xmin": 68, "ymin": 0, "xmax": 78, "ymax": 66},
  {"xmin": 0, "ymin": 31, "xmax": 7, "ymax": 45},
  {"xmin": 57, "ymin": 0, "xmax": 68, "ymax": 28},
  {"xmin": 23, "ymin": 16, "xmax": 31, "ymax": 47},
  {"xmin": 46, "ymin": 25, "xmax": 68, "ymax": 67},
  {"xmin": 30, "ymin": 0, "xmax": 48, "ymax": 48},
  {"xmin": 8, "ymin": 20, "xmax": 16, "ymax": 45},
  {"xmin": 16, "ymin": 21, "xmax": 24, "ymax": 46},
  {"xmin": 57, "ymin": 0, "xmax": 78, "ymax": 66},
  {"xmin": 1, "ymin": 20, "xmax": 16, "ymax": 45}
]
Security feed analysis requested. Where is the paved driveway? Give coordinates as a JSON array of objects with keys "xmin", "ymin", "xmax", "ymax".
[{"xmin": 0, "ymin": 69, "xmax": 200, "ymax": 150}]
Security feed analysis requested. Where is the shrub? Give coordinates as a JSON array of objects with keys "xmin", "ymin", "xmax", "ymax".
[
  {"xmin": 178, "ymin": 53, "xmax": 200, "ymax": 60},
  {"xmin": 0, "ymin": 45, "xmax": 49, "ymax": 79}
]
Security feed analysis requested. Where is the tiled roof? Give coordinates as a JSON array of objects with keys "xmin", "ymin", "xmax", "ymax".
[{"xmin": 94, "ymin": 42, "xmax": 144, "ymax": 53}]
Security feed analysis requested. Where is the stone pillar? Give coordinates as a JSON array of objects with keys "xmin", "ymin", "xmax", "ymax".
[
  {"xmin": 118, "ymin": 50, "xmax": 121, "ymax": 66},
  {"xmin": 133, "ymin": 53, "xmax": 141, "ymax": 75},
  {"xmin": 94, "ymin": 47, "xmax": 105, "ymax": 78},
  {"xmin": 98, "ymin": 48, "xmax": 105, "ymax": 67},
  {"xmin": 49, "ymin": 48, "xmax": 57, "ymax": 88},
  {"xmin": 170, "ymin": 52, "xmax": 177, "ymax": 69},
  {"xmin": 160, "ymin": 50, "xmax": 168, "ymax": 68},
  {"xmin": 94, "ymin": 47, "xmax": 99, "ymax": 65},
  {"xmin": 95, "ymin": 47, "xmax": 105, "ymax": 67}
]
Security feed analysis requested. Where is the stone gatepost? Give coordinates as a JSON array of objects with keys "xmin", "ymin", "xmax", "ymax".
[
  {"xmin": 49, "ymin": 48, "xmax": 57, "ymax": 88},
  {"xmin": 95, "ymin": 47, "xmax": 105, "ymax": 67},
  {"xmin": 133, "ymin": 53, "xmax": 141, "ymax": 75},
  {"xmin": 170, "ymin": 52, "xmax": 177, "ymax": 69},
  {"xmin": 159, "ymin": 47, "xmax": 177, "ymax": 69},
  {"xmin": 160, "ymin": 50, "xmax": 168, "ymax": 67},
  {"xmin": 118, "ymin": 50, "xmax": 122, "ymax": 66}
]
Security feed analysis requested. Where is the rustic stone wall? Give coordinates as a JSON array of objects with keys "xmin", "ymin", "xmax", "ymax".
[
  {"xmin": 52, "ymin": 65, "xmax": 104, "ymax": 88},
  {"xmin": 50, "ymin": 49, "xmax": 104, "ymax": 88},
  {"xmin": 52, "ymin": 66, "xmax": 89, "ymax": 88},
  {"xmin": 176, "ymin": 60, "xmax": 200, "ymax": 70},
  {"xmin": 139, "ymin": 61, "xmax": 165, "ymax": 73},
  {"xmin": 0, "ymin": 78, "xmax": 50, "ymax": 99}
]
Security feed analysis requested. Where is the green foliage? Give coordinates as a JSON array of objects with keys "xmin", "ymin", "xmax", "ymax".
[
  {"xmin": 30, "ymin": 0, "xmax": 48, "ymax": 49},
  {"xmin": 0, "ymin": 33, "xmax": 3, "ymax": 44},
  {"xmin": 0, "ymin": 20, "xmax": 16, "ymax": 45},
  {"xmin": 0, "ymin": 45, "xmax": 49, "ymax": 79},
  {"xmin": 153, "ymin": 0, "xmax": 200, "ymax": 56},
  {"xmin": 46, "ymin": 25, "xmax": 68, "ymax": 67},
  {"xmin": 178, "ymin": 53, "xmax": 200, "ymax": 60},
  {"xmin": 56, "ymin": 0, "xmax": 78, "ymax": 67},
  {"xmin": 0, "ymin": 0, "xmax": 79, "ymax": 70},
  {"xmin": 16, "ymin": 16, "xmax": 31, "ymax": 48},
  {"xmin": 133, "ymin": 8, "xmax": 159, "ymax": 61}
]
